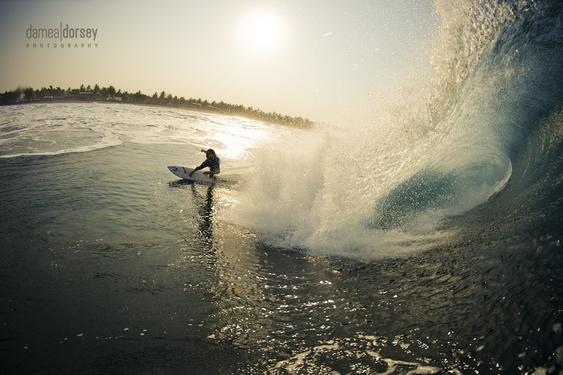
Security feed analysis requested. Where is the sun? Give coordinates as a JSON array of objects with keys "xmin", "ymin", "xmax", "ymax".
[{"xmin": 238, "ymin": 10, "xmax": 284, "ymax": 55}]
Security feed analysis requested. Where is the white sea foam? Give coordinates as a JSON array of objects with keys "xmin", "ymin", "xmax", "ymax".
[
  {"xmin": 0, "ymin": 135, "xmax": 123, "ymax": 159},
  {"xmin": 0, "ymin": 103, "xmax": 276, "ymax": 160}
]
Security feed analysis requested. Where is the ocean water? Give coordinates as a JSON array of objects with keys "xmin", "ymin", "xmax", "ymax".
[{"xmin": 2, "ymin": 1, "xmax": 563, "ymax": 374}]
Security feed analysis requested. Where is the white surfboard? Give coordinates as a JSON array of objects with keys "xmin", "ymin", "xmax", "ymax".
[{"xmin": 167, "ymin": 166, "xmax": 215, "ymax": 184}]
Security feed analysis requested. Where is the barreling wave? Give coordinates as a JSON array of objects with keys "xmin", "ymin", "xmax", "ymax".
[{"xmin": 233, "ymin": 0, "xmax": 563, "ymax": 258}]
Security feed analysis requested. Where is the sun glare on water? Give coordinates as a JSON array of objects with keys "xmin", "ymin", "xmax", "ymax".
[{"xmin": 238, "ymin": 10, "xmax": 285, "ymax": 55}]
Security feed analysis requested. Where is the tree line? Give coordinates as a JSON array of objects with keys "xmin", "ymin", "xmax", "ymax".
[{"xmin": 0, "ymin": 84, "xmax": 314, "ymax": 129}]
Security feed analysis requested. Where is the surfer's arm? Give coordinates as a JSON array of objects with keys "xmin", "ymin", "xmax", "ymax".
[{"xmin": 189, "ymin": 160, "xmax": 209, "ymax": 176}]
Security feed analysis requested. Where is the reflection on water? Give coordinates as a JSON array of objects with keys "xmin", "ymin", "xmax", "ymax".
[{"xmin": 191, "ymin": 184, "xmax": 215, "ymax": 242}]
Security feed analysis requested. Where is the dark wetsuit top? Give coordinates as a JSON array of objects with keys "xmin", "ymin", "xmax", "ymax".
[{"xmin": 198, "ymin": 157, "xmax": 220, "ymax": 173}]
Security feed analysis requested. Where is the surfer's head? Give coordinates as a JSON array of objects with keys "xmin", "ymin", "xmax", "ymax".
[{"xmin": 206, "ymin": 149, "xmax": 217, "ymax": 159}]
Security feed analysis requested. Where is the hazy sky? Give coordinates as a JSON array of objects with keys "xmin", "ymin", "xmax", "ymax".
[{"xmin": 0, "ymin": 0, "xmax": 437, "ymax": 123}]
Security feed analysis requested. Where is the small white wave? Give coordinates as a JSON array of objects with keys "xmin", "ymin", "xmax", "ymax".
[
  {"xmin": 0, "ymin": 134, "xmax": 122, "ymax": 159},
  {"xmin": 272, "ymin": 335, "xmax": 442, "ymax": 374}
]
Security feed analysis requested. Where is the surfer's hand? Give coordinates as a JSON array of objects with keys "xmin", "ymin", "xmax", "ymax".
[
  {"xmin": 201, "ymin": 148, "xmax": 206, "ymax": 153},
  {"xmin": 203, "ymin": 171, "xmax": 209, "ymax": 175}
]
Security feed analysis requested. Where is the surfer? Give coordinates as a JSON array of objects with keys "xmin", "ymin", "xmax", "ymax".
[{"xmin": 190, "ymin": 148, "xmax": 221, "ymax": 179}]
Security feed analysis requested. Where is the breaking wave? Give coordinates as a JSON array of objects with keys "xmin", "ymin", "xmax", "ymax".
[{"xmin": 234, "ymin": 0, "xmax": 563, "ymax": 258}]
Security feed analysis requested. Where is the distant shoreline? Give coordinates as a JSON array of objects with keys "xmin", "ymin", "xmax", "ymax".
[
  {"xmin": 0, "ymin": 86, "xmax": 315, "ymax": 129},
  {"xmin": 0, "ymin": 99, "xmax": 310, "ymax": 127}
]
